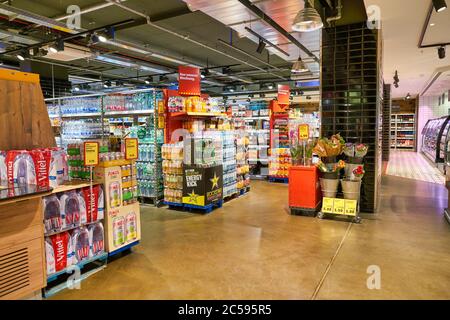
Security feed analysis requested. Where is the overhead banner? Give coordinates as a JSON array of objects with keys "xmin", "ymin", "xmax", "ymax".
[
  {"xmin": 278, "ymin": 84, "xmax": 290, "ymax": 105},
  {"xmin": 178, "ymin": 66, "xmax": 201, "ymax": 96}
]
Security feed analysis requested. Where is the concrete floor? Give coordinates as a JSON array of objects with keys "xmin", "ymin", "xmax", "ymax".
[{"xmin": 53, "ymin": 175, "xmax": 450, "ymax": 300}]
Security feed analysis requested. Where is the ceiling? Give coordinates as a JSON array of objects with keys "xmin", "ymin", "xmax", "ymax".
[{"xmin": 364, "ymin": 0, "xmax": 450, "ymax": 98}]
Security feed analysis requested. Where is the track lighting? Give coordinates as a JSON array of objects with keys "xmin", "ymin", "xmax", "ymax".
[
  {"xmin": 73, "ymin": 86, "xmax": 80, "ymax": 92},
  {"xmin": 229, "ymin": 86, "xmax": 235, "ymax": 93},
  {"xmin": 103, "ymin": 80, "xmax": 112, "ymax": 88},
  {"xmin": 49, "ymin": 39, "xmax": 64, "ymax": 53},
  {"xmin": 16, "ymin": 50, "xmax": 29, "ymax": 61},
  {"xmin": 433, "ymin": 0, "xmax": 447, "ymax": 12},
  {"xmin": 144, "ymin": 77, "xmax": 152, "ymax": 85},
  {"xmin": 438, "ymin": 46, "xmax": 446, "ymax": 59},
  {"xmin": 201, "ymin": 69, "xmax": 210, "ymax": 79},
  {"xmin": 222, "ymin": 66, "xmax": 231, "ymax": 74},
  {"xmin": 256, "ymin": 39, "xmax": 266, "ymax": 54},
  {"xmin": 292, "ymin": 57, "xmax": 309, "ymax": 73},
  {"xmin": 292, "ymin": 0, "xmax": 324, "ymax": 32},
  {"xmin": 267, "ymin": 83, "xmax": 274, "ymax": 90},
  {"xmin": 90, "ymin": 33, "xmax": 100, "ymax": 45}
]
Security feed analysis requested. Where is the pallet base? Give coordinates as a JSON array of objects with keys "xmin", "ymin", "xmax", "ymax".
[
  {"xmin": 268, "ymin": 177, "xmax": 289, "ymax": 184},
  {"xmin": 108, "ymin": 241, "xmax": 139, "ymax": 258},
  {"xmin": 139, "ymin": 196, "xmax": 164, "ymax": 207},
  {"xmin": 184, "ymin": 200, "xmax": 223, "ymax": 214},
  {"xmin": 44, "ymin": 252, "xmax": 108, "ymax": 298},
  {"xmin": 290, "ymin": 207, "xmax": 319, "ymax": 217}
]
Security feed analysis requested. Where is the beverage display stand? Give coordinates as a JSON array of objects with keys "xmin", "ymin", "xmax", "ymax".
[
  {"xmin": 94, "ymin": 159, "xmax": 141, "ymax": 257},
  {"xmin": 42, "ymin": 181, "xmax": 107, "ymax": 298},
  {"xmin": 0, "ymin": 70, "xmax": 55, "ymax": 300}
]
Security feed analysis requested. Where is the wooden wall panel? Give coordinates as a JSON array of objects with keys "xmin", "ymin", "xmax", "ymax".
[{"xmin": 0, "ymin": 77, "xmax": 56, "ymax": 150}]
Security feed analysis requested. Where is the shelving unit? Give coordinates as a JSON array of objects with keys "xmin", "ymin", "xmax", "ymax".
[{"xmin": 390, "ymin": 113, "xmax": 417, "ymax": 150}]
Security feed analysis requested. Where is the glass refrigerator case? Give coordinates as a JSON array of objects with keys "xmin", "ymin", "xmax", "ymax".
[{"xmin": 422, "ymin": 116, "xmax": 450, "ymax": 163}]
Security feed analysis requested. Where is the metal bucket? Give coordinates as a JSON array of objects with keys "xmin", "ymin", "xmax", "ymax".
[
  {"xmin": 341, "ymin": 179, "xmax": 361, "ymax": 200},
  {"xmin": 320, "ymin": 178, "xmax": 340, "ymax": 198}
]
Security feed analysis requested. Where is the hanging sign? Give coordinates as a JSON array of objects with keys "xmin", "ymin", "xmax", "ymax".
[
  {"xmin": 277, "ymin": 84, "xmax": 290, "ymax": 105},
  {"xmin": 125, "ymin": 138, "xmax": 139, "ymax": 160},
  {"xmin": 178, "ymin": 66, "xmax": 201, "ymax": 96},
  {"xmin": 84, "ymin": 142, "xmax": 99, "ymax": 166},
  {"xmin": 298, "ymin": 124, "xmax": 310, "ymax": 141}
]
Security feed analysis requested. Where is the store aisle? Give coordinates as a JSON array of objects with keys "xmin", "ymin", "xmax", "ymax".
[
  {"xmin": 52, "ymin": 178, "xmax": 450, "ymax": 300},
  {"xmin": 386, "ymin": 151, "xmax": 445, "ymax": 184}
]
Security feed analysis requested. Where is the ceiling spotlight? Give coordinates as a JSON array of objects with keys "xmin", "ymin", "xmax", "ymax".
[
  {"xmin": 144, "ymin": 77, "xmax": 152, "ymax": 85},
  {"xmin": 256, "ymin": 39, "xmax": 266, "ymax": 54},
  {"xmin": 222, "ymin": 66, "xmax": 231, "ymax": 74},
  {"xmin": 103, "ymin": 80, "xmax": 112, "ymax": 88},
  {"xmin": 90, "ymin": 33, "xmax": 100, "ymax": 45},
  {"xmin": 246, "ymin": 98, "xmax": 251, "ymax": 102},
  {"xmin": 201, "ymin": 69, "xmax": 210, "ymax": 79},
  {"xmin": 306, "ymin": 96, "xmax": 312, "ymax": 100},
  {"xmin": 248, "ymin": 94, "xmax": 254, "ymax": 98},
  {"xmin": 16, "ymin": 50, "xmax": 29, "ymax": 61},
  {"xmin": 98, "ymin": 35, "xmax": 108, "ymax": 43},
  {"xmin": 406, "ymin": 93, "xmax": 411, "ymax": 100},
  {"xmin": 267, "ymin": 83, "xmax": 274, "ymax": 90},
  {"xmin": 394, "ymin": 82, "xmax": 399, "ymax": 88},
  {"xmin": 260, "ymin": 93, "xmax": 266, "ymax": 98},
  {"xmin": 433, "ymin": 0, "xmax": 447, "ymax": 12},
  {"xmin": 292, "ymin": 0, "xmax": 324, "ymax": 32},
  {"xmin": 73, "ymin": 86, "xmax": 80, "ymax": 92},
  {"xmin": 292, "ymin": 56, "xmax": 309, "ymax": 73},
  {"xmin": 438, "ymin": 46, "xmax": 446, "ymax": 59},
  {"xmin": 229, "ymin": 86, "xmax": 235, "ymax": 93},
  {"xmin": 233, "ymin": 99, "xmax": 237, "ymax": 103}
]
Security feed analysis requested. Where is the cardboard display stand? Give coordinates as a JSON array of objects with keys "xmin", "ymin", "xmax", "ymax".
[
  {"xmin": 182, "ymin": 165, "xmax": 223, "ymax": 207},
  {"xmin": 95, "ymin": 161, "xmax": 141, "ymax": 255}
]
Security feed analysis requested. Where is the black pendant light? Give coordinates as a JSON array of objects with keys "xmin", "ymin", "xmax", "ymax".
[{"xmin": 433, "ymin": 0, "xmax": 447, "ymax": 12}]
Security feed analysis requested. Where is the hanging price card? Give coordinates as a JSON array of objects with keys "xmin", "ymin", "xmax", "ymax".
[
  {"xmin": 83, "ymin": 142, "xmax": 99, "ymax": 166},
  {"xmin": 345, "ymin": 199, "xmax": 358, "ymax": 216},
  {"xmin": 322, "ymin": 197, "xmax": 334, "ymax": 213},
  {"xmin": 298, "ymin": 124, "xmax": 310, "ymax": 140},
  {"xmin": 333, "ymin": 199, "xmax": 346, "ymax": 215},
  {"xmin": 125, "ymin": 138, "xmax": 139, "ymax": 160}
]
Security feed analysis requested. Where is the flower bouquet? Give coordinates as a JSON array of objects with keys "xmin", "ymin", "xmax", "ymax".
[
  {"xmin": 352, "ymin": 165, "xmax": 365, "ymax": 180},
  {"xmin": 343, "ymin": 143, "xmax": 368, "ymax": 164},
  {"xmin": 313, "ymin": 134, "xmax": 345, "ymax": 163}
]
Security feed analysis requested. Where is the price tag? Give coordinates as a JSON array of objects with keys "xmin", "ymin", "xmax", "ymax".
[
  {"xmin": 345, "ymin": 200, "xmax": 358, "ymax": 216},
  {"xmin": 333, "ymin": 199, "xmax": 346, "ymax": 215},
  {"xmin": 322, "ymin": 197, "xmax": 334, "ymax": 213},
  {"xmin": 83, "ymin": 142, "xmax": 99, "ymax": 166},
  {"xmin": 125, "ymin": 138, "xmax": 139, "ymax": 160},
  {"xmin": 298, "ymin": 124, "xmax": 310, "ymax": 140}
]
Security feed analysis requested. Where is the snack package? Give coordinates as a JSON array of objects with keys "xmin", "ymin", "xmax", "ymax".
[
  {"xmin": 43, "ymin": 195, "xmax": 62, "ymax": 233},
  {"xmin": 88, "ymin": 222, "xmax": 105, "ymax": 257},
  {"xmin": 45, "ymin": 232, "xmax": 71, "ymax": 275},
  {"xmin": 125, "ymin": 212, "xmax": 137, "ymax": 242},
  {"xmin": 70, "ymin": 227, "xmax": 90, "ymax": 264},
  {"xmin": 5, "ymin": 150, "xmax": 36, "ymax": 185},
  {"xmin": 60, "ymin": 191, "xmax": 86, "ymax": 229}
]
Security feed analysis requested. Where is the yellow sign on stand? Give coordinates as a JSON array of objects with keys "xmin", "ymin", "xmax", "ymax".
[
  {"xmin": 84, "ymin": 142, "xmax": 99, "ymax": 166},
  {"xmin": 125, "ymin": 138, "xmax": 139, "ymax": 160},
  {"xmin": 322, "ymin": 198, "xmax": 358, "ymax": 216},
  {"xmin": 298, "ymin": 124, "xmax": 310, "ymax": 140},
  {"xmin": 322, "ymin": 198, "xmax": 334, "ymax": 213}
]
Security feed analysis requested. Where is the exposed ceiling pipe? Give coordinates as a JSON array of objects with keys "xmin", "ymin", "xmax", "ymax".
[
  {"xmin": 326, "ymin": 0, "xmax": 343, "ymax": 24},
  {"xmin": 236, "ymin": 0, "xmax": 320, "ymax": 63},
  {"xmin": 105, "ymin": 0, "xmax": 288, "ymax": 81},
  {"xmin": 54, "ymin": 1, "xmax": 127, "ymax": 22}
]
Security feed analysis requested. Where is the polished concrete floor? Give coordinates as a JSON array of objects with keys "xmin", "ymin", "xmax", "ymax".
[{"xmin": 53, "ymin": 176, "xmax": 450, "ymax": 300}]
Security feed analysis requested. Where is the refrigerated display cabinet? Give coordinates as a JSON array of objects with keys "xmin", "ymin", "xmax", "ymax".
[{"xmin": 421, "ymin": 116, "xmax": 450, "ymax": 163}]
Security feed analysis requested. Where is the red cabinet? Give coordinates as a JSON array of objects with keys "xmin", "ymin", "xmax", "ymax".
[{"xmin": 288, "ymin": 166, "xmax": 322, "ymax": 216}]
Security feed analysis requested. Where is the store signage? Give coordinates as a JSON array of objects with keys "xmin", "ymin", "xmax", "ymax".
[
  {"xmin": 83, "ymin": 142, "xmax": 99, "ymax": 166},
  {"xmin": 298, "ymin": 124, "xmax": 310, "ymax": 141},
  {"xmin": 321, "ymin": 198, "xmax": 358, "ymax": 216},
  {"xmin": 183, "ymin": 165, "xmax": 223, "ymax": 207},
  {"xmin": 125, "ymin": 138, "xmax": 139, "ymax": 160},
  {"xmin": 278, "ymin": 84, "xmax": 290, "ymax": 105},
  {"xmin": 178, "ymin": 66, "xmax": 201, "ymax": 96}
]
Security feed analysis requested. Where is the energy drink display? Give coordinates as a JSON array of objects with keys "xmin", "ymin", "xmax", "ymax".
[{"xmin": 162, "ymin": 142, "xmax": 184, "ymax": 203}]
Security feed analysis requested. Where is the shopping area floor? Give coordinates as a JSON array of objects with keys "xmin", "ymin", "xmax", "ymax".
[{"xmin": 53, "ymin": 176, "xmax": 450, "ymax": 300}]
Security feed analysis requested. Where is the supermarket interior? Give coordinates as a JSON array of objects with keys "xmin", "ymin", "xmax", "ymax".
[{"xmin": 0, "ymin": 0, "xmax": 449, "ymax": 301}]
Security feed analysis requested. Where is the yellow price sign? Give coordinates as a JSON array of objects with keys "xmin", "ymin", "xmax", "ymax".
[
  {"xmin": 298, "ymin": 124, "xmax": 310, "ymax": 140},
  {"xmin": 345, "ymin": 200, "xmax": 358, "ymax": 216},
  {"xmin": 125, "ymin": 138, "xmax": 139, "ymax": 160},
  {"xmin": 322, "ymin": 197, "xmax": 334, "ymax": 213},
  {"xmin": 333, "ymin": 199, "xmax": 346, "ymax": 215},
  {"xmin": 84, "ymin": 142, "xmax": 99, "ymax": 166}
]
